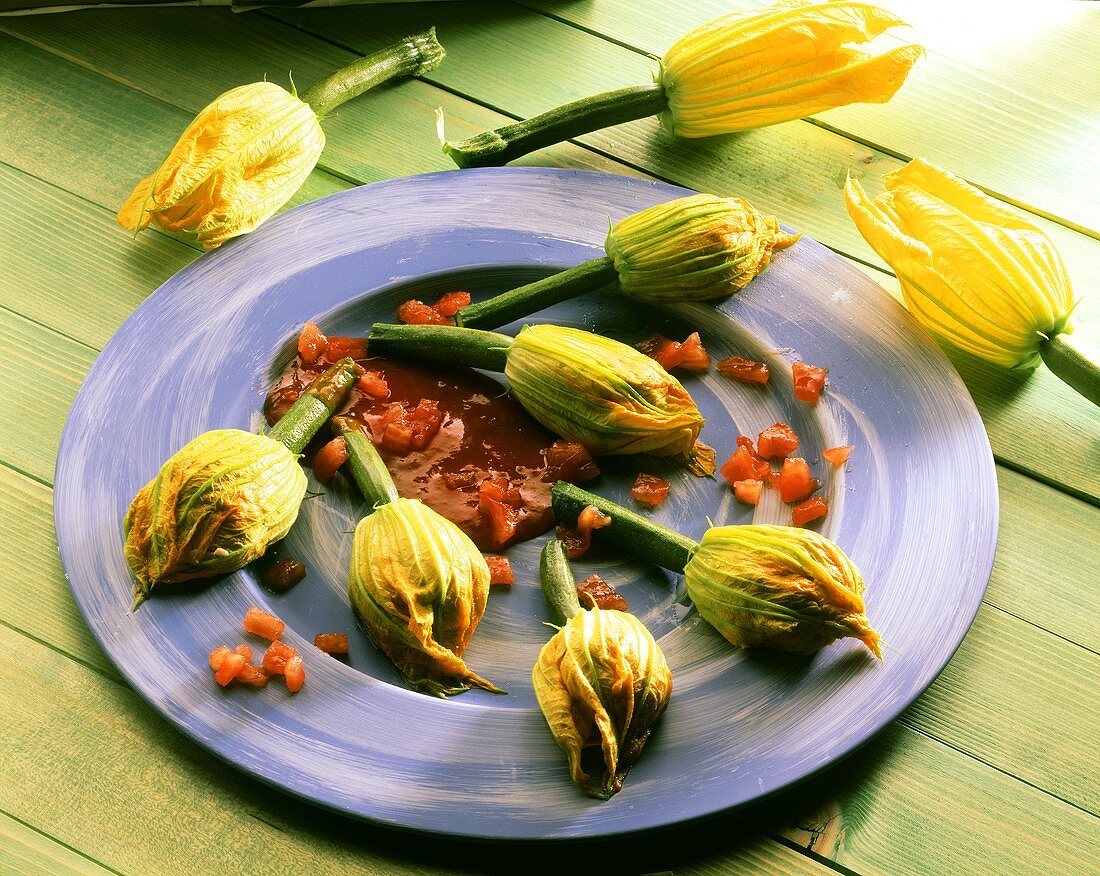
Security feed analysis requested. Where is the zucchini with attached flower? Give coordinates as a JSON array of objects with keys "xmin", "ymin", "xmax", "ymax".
[
  {"xmin": 551, "ymin": 482, "xmax": 882, "ymax": 658},
  {"xmin": 124, "ymin": 357, "xmax": 359, "ymax": 609}
]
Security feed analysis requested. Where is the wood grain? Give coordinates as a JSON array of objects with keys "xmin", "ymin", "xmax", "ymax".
[
  {"xmin": 0, "ymin": 810, "xmax": 114, "ymax": 876},
  {"xmin": 0, "ymin": 21, "xmax": 1095, "ymax": 502},
  {"xmin": 516, "ymin": 0, "xmax": 1100, "ymax": 236}
]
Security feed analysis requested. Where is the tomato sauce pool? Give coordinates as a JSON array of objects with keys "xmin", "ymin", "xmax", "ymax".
[{"xmin": 265, "ymin": 335, "xmax": 600, "ymax": 550}]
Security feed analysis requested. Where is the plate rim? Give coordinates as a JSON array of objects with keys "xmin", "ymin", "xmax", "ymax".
[{"xmin": 54, "ymin": 166, "xmax": 999, "ymax": 841}]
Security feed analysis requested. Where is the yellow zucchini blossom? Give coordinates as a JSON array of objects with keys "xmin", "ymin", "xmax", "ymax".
[
  {"xmin": 117, "ymin": 82, "xmax": 325, "ymax": 250},
  {"xmin": 845, "ymin": 158, "xmax": 1079, "ymax": 369},
  {"xmin": 660, "ymin": 0, "xmax": 924, "ymax": 137}
]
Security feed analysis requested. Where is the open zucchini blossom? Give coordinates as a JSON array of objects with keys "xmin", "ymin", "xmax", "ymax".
[
  {"xmin": 368, "ymin": 322, "xmax": 706, "ymax": 464},
  {"xmin": 123, "ymin": 357, "xmax": 359, "ymax": 609},
  {"xmin": 551, "ymin": 482, "xmax": 882, "ymax": 658},
  {"xmin": 455, "ymin": 193, "xmax": 800, "ymax": 330},
  {"xmin": 442, "ymin": 1, "xmax": 920, "ymax": 168},
  {"xmin": 340, "ymin": 425, "xmax": 500, "ymax": 697},
  {"xmin": 846, "ymin": 159, "xmax": 1098, "ymax": 405},
  {"xmin": 684, "ymin": 525, "xmax": 881, "ymax": 657},
  {"xmin": 533, "ymin": 540, "xmax": 672, "ymax": 799},
  {"xmin": 117, "ymin": 29, "xmax": 444, "ymax": 249}
]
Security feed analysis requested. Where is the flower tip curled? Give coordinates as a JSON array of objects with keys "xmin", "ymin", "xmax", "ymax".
[
  {"xmin": 659, "ymin": 1, "xmax": 923, "ymax": 136},
  {"xmin": 844, "ymin": 157, "xmax": 1079, "ymax": 370}
]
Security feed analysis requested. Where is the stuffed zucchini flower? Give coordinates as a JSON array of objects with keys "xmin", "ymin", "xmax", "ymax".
[
  {"xmin": 551, "ymin": 482, "xmax": 881, "ymax": 658},
  {"xmin": 846, "ymin": 158, "xmax": 1097, "ymax": 405},
  {"xmin": 124, "ymin": 357, "xmax": 359, "ymax": 609},
  {"xmin": 442, "ymin": 1, "xmax": 920, "ymax": 167},
  {"xmin": 455, "ymin": 193, "xmax": 800, "ymax": 330},
  {"xmin": 340, "ymin": 424, "xmax": 501, "ymax": 697},
  {"xmin": 368, "ymin": 323, "xmax": 707, "ymax": 462},
  {"xmin": 533, "ymin": 540, "xmax": 671, "ymax": 798},
  {"xmin": 118, "ymin": 29, "xmax": 444, "ymax": 249}
]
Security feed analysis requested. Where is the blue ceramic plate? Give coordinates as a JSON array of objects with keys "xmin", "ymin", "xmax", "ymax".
[{"xmin": 55, "ymin": 168, "xmax": 997, "ymax": 840}]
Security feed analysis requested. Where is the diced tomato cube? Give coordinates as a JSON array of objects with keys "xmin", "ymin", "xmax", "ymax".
[
  {"xmin": 485, "ymin": 555, "xmax": 515, "ymax": 586},
  {"xmin": 479, "ymin": 475, "xmax": 522, "ymax": 549},
  {"xmin": 357, "ymin": 370, "xmax": 390, "ymax": 400},
  {"xmin": 313, "ymin": 436, "xmax": 349, "ymax": 484},
  {"xmin": 243, "ymin": 606, "xmax": 286, "ymax": 641},
  {"xmin": 733, "ymin": 479, "xmax": 764, "ymax": 505},
  {"xmin": 262, "ymin": 639, "xmax": 298, "ymax": 676},
  {"xmin": 822, "ymin": 445, "xmax": 854, "ymax": 465},
  {"xmin": 716, "ymin": 355, "xmax": 770, "ymax": 385},
  {"xmin": 676, "ymin": 332, "xmax": 711, "ymax": 371},
  {"xmin": 443, "ymin": 469, "xmax": 479, "ymax": 490},
  {"xmin": 720, "ymin": 436, "xmax": 771, "ymax": 486},
  {"xmin": 314, "ymin": 633, "xmax": 350, "ymax": 655},
  {"xmin": 757, "ymin": 422, "xmax": 800, "ymax": 459},
  {"xmin": 631, "ymin": 472, "xmax": 671, "ymax": 508},
  {"xmin": 432, "ymin": 291, "xmax": 472, "ymax": 318},
  {"xmin": 214, "ymin": 652, "xmax": 247, "ymax": 687},
  {"xmin": 233, "ymin": 644, "xmax": 253, "ymax": 661},
  {"xmin": 544, "ymin": 441, "xmax": 601, "ymax": 482},
  {"xmin": 793, "ymin": 362, "xmax": 828, "ymax": 403},
  {"xmin": 636, "ymin": 334, "xmax": 684, "ymax": 371},
  {"xmin": 792, "ymin": 496, "xmax": 829, "ymax": 526},
  {"xmin": 778, "ymin": 458, "xmax": 816, "ymax": 503},
  {"xmin": 408, "ymin": 399, "xmax": 444, "ymax": 451},
  {"xmin": 236, "ymin": 663, "xmax": 269, "ymax": 688},
  {"xmin": 322, "ymin": 335, "xmax": 368, "ymax": 361},
  {"xmin": 559, "ymin": 504, "xmax": 612, "ymax": 559},
  {"xmin": 297, "ymin": 321, "xmax": 327, "ymax": 366},
  {"xmin": 379, "ymin": 409, "xmax": 415, "ymax": 454},
  {"xmin": 576, "ymin": 574, "xmax": 629, "ymax": 611},
  {"xmin": 284, "ymin": 655, "xmax": 305, "ymax": 693},
  {"xmin": 397, "ymin": 299, "xmax": 449, "ymax": 326},
  {"xmin": 208, "ymin": 645, "xmax": 231, "ymax": 671}
]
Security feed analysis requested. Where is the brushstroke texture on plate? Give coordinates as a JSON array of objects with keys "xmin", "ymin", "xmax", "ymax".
[{"xmin": 54, "ymin": 168, "xmax": 997, "ymax": 840}]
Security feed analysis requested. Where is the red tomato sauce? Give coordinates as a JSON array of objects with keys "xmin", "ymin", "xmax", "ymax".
[{"xmin": 266, "ymin": 335, "xmax": 600, "ymax": 551}]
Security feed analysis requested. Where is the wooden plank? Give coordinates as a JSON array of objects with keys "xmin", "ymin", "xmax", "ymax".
[
  {"xmin": 0, "ymin": 810, "xmax": 114, "ymax": 876},
  {"xmin": 0, "ymin": 308, "xmax": 93, "ymax": 486},
  {"xmin": 517, "ymin": 0, "xmax": 1100, "ymax": 236},
  {"xmin": 1, "ymin": 19, "xmax": 1096, "ymax": 502},
  {"xmin": 0, "ymin": 466, "xmax": 119, "ymax": 680},
  {"xmin": 748, "ymin": 722, "xmax": 1100, "ymax": 876},
  {"xmin": 0, "ymin": 624, "xmax": 822, "ymax": 876}
]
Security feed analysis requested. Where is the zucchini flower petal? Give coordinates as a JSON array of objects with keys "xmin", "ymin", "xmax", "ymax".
[
  {"xmin": 348, "ymin": 497, "xmax": 500, "ymax": 697},
  {"xmin": 845, "ymin": 158, "xmax": 1079, "ymax": 370},
  {"xmin": 505, "ymin": 324, "xmax": 705, "ymax": 457},
  {"xmin": 684, "ymin": 524, "xmax": 881, "ymax": 657},
  {"xmin": 117, "ymin": 82, "xmax": 326, "ymax": 250},
  {"xmin": 606, "ymin": 193, "xmax": 801, "ymax": 302},
  {"xmin": 123, "ymin": 429, "xmax": 307, "ymax": 608},
  {"xmin": 660, "ymin": 1, "xmax": 923, "ymax": 137},
  {"xmin": 533, "ymin": 606, "xmax": 672, "ymax": 799}
]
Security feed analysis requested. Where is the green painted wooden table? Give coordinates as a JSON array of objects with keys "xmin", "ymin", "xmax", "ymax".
[{"xmin": 1, "ymin": 2, "xmax": 1097, "ymax": 873}]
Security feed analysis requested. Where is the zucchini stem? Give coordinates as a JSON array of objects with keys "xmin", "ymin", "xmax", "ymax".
[
  {"xmin": 540, "ymin": 539, "xmax": 582, "ymax": 627},
  {"xmin": 268, "ymin": 357, "xmax": 358, "ymax": 454},
  {"xmin": 551, "ymin": 482, "xmax": 698, "ymax": 573},
  {"xmin": 1040, "ymin": 332, "xmax": 1100, "ymax": 407},
  {"xmin": 456, "ymin": 257, "xmax": 619, "ymax": 330},
  {"xmin": 301, "ymin": 28, "xmax": 445, "ymax": 117},
  {"xmin": 368, "ymin": 323, "xmax": 513, "ymax": 372},
  {"xmin": 443, "ymin": 84, "xmax": 668, "ymax": 168}
]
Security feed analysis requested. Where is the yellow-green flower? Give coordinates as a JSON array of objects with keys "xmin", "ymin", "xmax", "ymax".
[
  {"xmin": 124, "ymin": 429, "xmax": 306, "ymax": 608},
  {"xmin": 118, "ymin": 30, "xmax": 444, "ymax": 249},
  {"xmin": 443, "ymin": 2, "xmax": 920, "ymax": 167},
  {"xmin": 505, "ymin": 324, "xmax": 705, "ymax": 457},
  {"xmin": 606, "ymin": 193, "xmax": 801, "ymax": 301},
  {"xmin": 660, "ymin": 1, "xmax": 923, "ymax": 137},
  {"xmin": 845, "ymin": 158, "xmax": 1079, "ymax": 370},
  {"xmin": 118, "ymin": 82, "xmax": 325, "ymax": 250},
  {"xmin": 533, "ymin": 606, "xmax": 672, "ymax": 799},
  {"xmin": 684, "ymin": 524, "xmax": 881, "ymax": 657},
  {"xmin": 348, "ymin": 497, "xmax": 500, "ymax": 698}
]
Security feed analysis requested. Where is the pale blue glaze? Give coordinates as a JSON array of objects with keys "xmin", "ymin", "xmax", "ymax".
[{"xmin": 54, "ymin": 168, "xmax": 997, "ymax": 840}]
